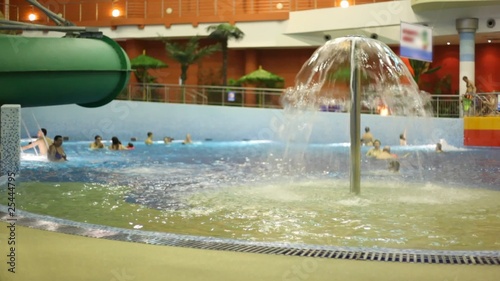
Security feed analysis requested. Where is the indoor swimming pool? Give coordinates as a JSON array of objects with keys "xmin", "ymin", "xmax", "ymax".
[{"xmin": 6, "ymin": 140, "xmax": 500, "ymax": 252}]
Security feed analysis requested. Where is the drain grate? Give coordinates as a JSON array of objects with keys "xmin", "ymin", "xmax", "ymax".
[
  {"xmin": 166, "ymin": 240, "xmax": 500, "ymax": 265},
  {"xmin": 1, "ymin": 210, "xmax": 499, "ymax": 265},
  {"xmin": 184, "ymin": 244, "xmax": 500, "ymax": 265}
]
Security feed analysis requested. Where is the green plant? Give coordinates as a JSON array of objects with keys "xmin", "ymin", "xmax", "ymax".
[
  {"xmin": 409, "ymin": 59, "xmax": 441, "ymax": 84},
  {"xmin": 134, "ymin": 69, "xmax": 157, "ymax": 85},
  {"xmin": 164, "ymin": 36, "xmax": 220, "ymax": 85},
  {"xmin": 206, "ymin": 23, "xmax": 245, "ymax": 86},
  {"xmin": 433, "ymin": 74, "xmax": 451, "ymax": 94},
  {"xmin": 130, "ymin": 51, "xmax": 168, "ymax": 100},
  {"xmin": 227, "ymin": 78, "xmax": 240, "ymax": 86}
]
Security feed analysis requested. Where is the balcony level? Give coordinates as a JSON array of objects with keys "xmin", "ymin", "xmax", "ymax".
[{"xmin": 5, "ymin": 0, "xmax": 393, "ymax": 29}]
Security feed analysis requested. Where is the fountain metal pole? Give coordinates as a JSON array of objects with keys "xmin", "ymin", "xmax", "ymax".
[{"xmin": 349, "ymin": 40, "xmax": 361, "ymax": 195}]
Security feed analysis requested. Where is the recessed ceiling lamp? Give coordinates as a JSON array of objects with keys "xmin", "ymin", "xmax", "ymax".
[
  {"xmin": 488, "ymin": 39, "xmax": 492, "ymax": 43},
  {"xmin": 112, "ymin": 9, "xmax": 120, "ymax": 17},
  {"xmin": 446, "ymin": 42, "xmax": 450, "ymax": 45},
  {"xmin": 340, "ymin": 0, "xmax": 349, "ymax": 8}
]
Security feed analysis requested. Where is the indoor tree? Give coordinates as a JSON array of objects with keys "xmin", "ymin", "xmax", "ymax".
[
  {"xmin": 130, "ymin": 50, "xmax": 168, "ymax": 100},
  {"xmin": 164, "ymin": 36, "xmax": 220, "ymax": 85},
  {"xmin": 206, "ymin": 23, "xmax": 245, "ymax": 86},
  {"xmin": 409, "ymin": 59, "xmax": 441, "ymax": 84}
]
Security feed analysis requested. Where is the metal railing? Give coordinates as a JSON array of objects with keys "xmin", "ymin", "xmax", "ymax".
[
  {"xmin": 430, "ymin": 94, "xmax": 460, "ymax": 118},
  {"xmin": 291, "ymin": 0, "xmax": 393, "ymax": 11},
  {"xmin": 467, "ymin": 93, "xmax": 500, "ymax": 117},
  {"xmin": 116, "ymin": 84, "xmax": 500, "ymax": 118},
  {"xmin": 4, "ymin": 0, "xmax": 396, "ymax": 25},
  {"xmin": 116, "ymin": 83, "xmax": 283, "ymax": 108},
  {"xmin": 430, "ymin": 93, "xmax": 499, "ymax": 117}
]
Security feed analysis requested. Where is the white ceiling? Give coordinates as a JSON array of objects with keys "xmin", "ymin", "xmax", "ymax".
[{"xmin": 321, "ymin": 26, "xmax": 500, "ymax": 46}]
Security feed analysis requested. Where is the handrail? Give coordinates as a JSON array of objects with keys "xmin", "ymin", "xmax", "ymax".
[
  {"xmin": 118, "ymin": 83, "xmax": 283, "ymax": 108},
  {"xmin": 6, "ymin": 0, "xmax": 395, "ymax": 27},
  {"xmin": 116, "ymin": 83, "xmax": 500, "ymax": 118},
  {"xmin": 469, "ymin": 92, "xmax": 500, "ymax": 117},
  {"xmin": 188, "ymin": 89, "xmax": 208, "ymax": 105}
]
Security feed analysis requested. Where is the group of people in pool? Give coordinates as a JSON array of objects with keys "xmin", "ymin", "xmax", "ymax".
[
  {"xmin": 361, "ymin": 126, "xmax": 444, "ymax": 172},
  {"xmin": 21, "ymin": 128, "xmax": 67, "ymax": 162},
  {"xmin": 361, "ymin": 127, "xmax": 401, "ymax": 172},
  {"xmin": 89, "ymin": 135, "xmax": 130, "ymax": 150},
  {"xmin": 90, "ymin": 132, "xmax": 193, "ymax": 151},
  {"xmin": 21, "ymin": 128, "xmax": 194, "ymax": 161},
  {"xmin": 22, "ymin": 127, "xmax": 443, "ymax": 167},
  {"xmin": 144, "ymin": 132, "xmax": 191, "ymax": 146}
]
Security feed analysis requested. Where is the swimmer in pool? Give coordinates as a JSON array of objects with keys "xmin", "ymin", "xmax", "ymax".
[
  {"xmin": 90, "ymin": 135, "xmax": 105, "ymax": 149},
  {"xmin": 48, "ymin": 135, "xmax": 67, "ymax": 162},
  {"xmin": 22, "ymin": 128, "xmax": 53, "ymax": 155}
]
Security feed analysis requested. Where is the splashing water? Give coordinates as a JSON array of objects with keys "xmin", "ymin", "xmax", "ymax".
[
  {"xmin": 278, "ymin": 36, "xmax": 436, "ymax": 193},
  {"xmin": 282, "ymin": 36, "xmax": 432, "ymax": 117}
]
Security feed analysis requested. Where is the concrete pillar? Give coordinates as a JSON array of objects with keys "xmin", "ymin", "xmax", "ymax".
[
  {"xmin": 1, "ymin": 105, "xmax": 21, "ymax": 177},
  {"xmin": 456, "ymin": 18, "xmax": 478, "ymax": 117}
]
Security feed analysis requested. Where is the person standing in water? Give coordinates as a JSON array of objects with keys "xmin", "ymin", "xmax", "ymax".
[
  {"xmin": 366, "ymin": 139, "xmax": 382, "ymax": 157},
  {"xmin": 435, "ymin": 143, "xmax": 443, "ymax": 153},
  {"xmin": 109, "ymin": 136, "xmax": 127, "ymax": 150},
  {"xmin": 145, "ymin": 132, "xmax": 154, "ymax": 145},
  {"xmin": 182, "ymin": 134, "xmax": 192, "ymax": 145},
  {"xmin": 399, "ymin": 130, "xmax": 407, "ymax": 146},
  {"xmin": 90, "ymin": 135, "xmax": 105, "ymax": 149},
  {"xmin": 48, "ymin": 135, "xmax": 67, "ymax": 162},
  {"xmin": 361, "ymin": 127, "xmax": 374, "ymax": 146},
  {"xmin": 21, "ymin": 128, "xmax": 53, "ymax": 156}
]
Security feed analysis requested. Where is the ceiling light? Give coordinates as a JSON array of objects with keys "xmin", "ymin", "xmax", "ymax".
[
  {"xmin": 28, "ymin": 13, "xmax": 36, "ymax": 21},
  {"xmin": 276, "ymin": 3, "xmax": 283, "ymax": 10},
  {"xmin": 112, "ymin": 9, "xmax": 120, "ymax": 17},
  {"xmin": 446, "ymin": 42, "xmax": 450, "ymax": 45},
  {"xmin": 488, "ymin": 39, "xmax": 492, "ymax": 43},
  {"xmin": 340, "ymin": 0, "xmax": 349, "ymax": 8}
]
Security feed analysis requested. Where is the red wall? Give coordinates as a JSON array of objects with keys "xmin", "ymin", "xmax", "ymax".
[
  {"xmin": 120, "ymin": 39, "xmax": 316, "ymax": 87},
  {"xmin": 475, "ymin": 44, "xmax": 500, "ymax": 92},
  {"xmin": 120, "ymin": 39, "xmax": 500, "ymax": 93},
  {"xmin": 413, "ymin": 44, "xmax": 500, "ymax": 95}
]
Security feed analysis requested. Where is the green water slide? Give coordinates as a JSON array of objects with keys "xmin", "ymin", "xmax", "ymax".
[{"xmin": 0, "ymin": 34, "xmax": 131, "ymax": 108}]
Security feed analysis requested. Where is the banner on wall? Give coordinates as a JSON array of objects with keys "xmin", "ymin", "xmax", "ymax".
[{"xmin": 400, "ymin": 22, "xmax": 433, "ymax": 62}]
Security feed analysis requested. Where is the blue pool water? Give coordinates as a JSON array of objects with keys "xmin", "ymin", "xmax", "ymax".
[
  {"xmin": 20, "ymin": 140, "xmax": 500, "ymax": 193},
  {"xmin": 13, "ymin": 140, "xmax": 500, "ymax": 250}
]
